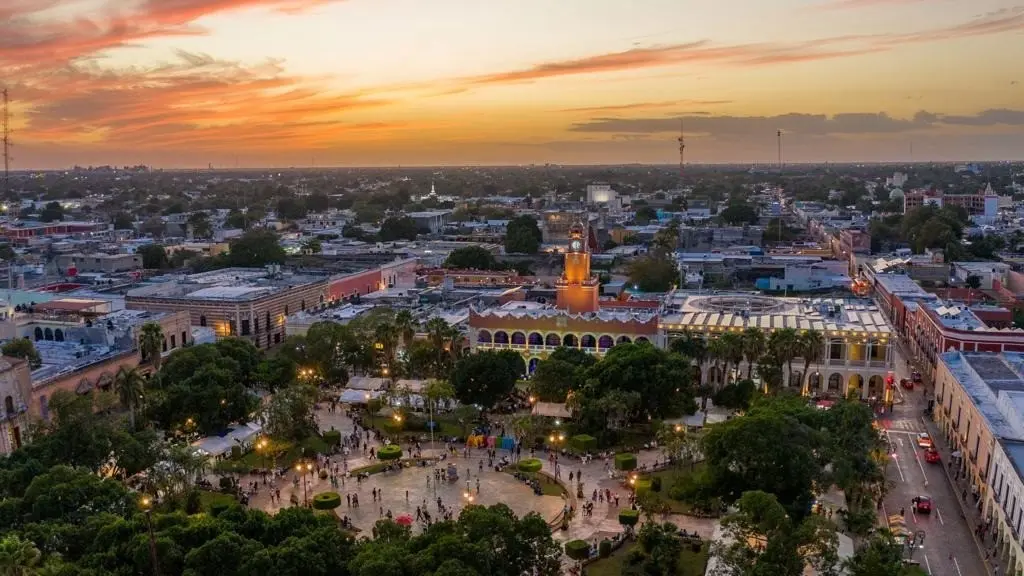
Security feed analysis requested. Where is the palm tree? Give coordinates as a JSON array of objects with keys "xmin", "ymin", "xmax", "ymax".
[
  {"xmin": 670, "ymin": 331, "xmax": 707, "ymax": 385},
  {"xmin": 0, "ymin": 535, "xmax": 41, "ymax": 576},
  {"xmin": 373, "ymin": 321, "xmax": 399, "ymax": 376},
  {"xmin": 741, "ymin": 328, "xmax": 766, "ymax": 380},
  {"xmin": 707, "ymin": 337, "xmax": 726, "ymax": 388},
  {"xmin": 394, "ymin": 310, "xmax": 416, "ymax": 349},
  {"xmin": 768, "ymin": 328, "xmax": 800, "ymax": 388},
  {"xmin": 425, "ymin": 317, "xmax": 462, "ymax": 377},
  {"xmin": 719, "ymin": 332, "xmax": 745, "ymax": 384},
  {"xmin": 139, "ymin": 322, "xmax": 164, "ymax": 371},
  {"xmin": 798, "ymin": 329, "xmax": 826, "ymax": 396},
  {"xmin": 114, "ymin": 366, "xmax": 146, "ymax": 430}
]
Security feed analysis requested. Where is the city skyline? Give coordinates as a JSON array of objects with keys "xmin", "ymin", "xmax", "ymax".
[{"xmin": 3, "ymin": 0, "xmax": 1023, "ymax": 169}]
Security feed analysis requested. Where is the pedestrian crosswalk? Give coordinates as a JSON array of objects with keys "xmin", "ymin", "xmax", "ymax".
[{"xmin": 878, "ymin": 419, "xmax": 925, "ymax": 433}]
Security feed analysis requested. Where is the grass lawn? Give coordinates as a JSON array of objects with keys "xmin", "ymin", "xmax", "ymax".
[
  {"xmin": 586, "ymin": 541, "xmax": 709, "ymax": 576},
  {"xmin": 503, "ymin": 469, "xmax": 566, "ymax": 497},
  {"xmin": 638, "ymin": 464, "xmax": 707, "ymax": 515},
  {"xmin": 236, "ymin": 435, "xmax": 331, "ymax": 469},
  {"xmin": 367, "ymin": 412, "xmax": 467, "ymax": 440},
  {"xmin": 197, "ymin": 490, "xmax": 237, "ymax": 512}
]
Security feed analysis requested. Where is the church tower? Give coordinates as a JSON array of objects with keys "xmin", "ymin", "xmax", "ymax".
[{"xmin": 556, "ymin": 222, "xmax": 600, "ymax": 313}]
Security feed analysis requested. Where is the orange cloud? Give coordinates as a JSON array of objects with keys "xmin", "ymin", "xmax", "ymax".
[
  {"xmin": 461, "ymin": 8, "xmax": 1024, "ymax": 87},
  {"xmin": 560, "ymin": 100, "xmax": 733, "ymax": 114}
]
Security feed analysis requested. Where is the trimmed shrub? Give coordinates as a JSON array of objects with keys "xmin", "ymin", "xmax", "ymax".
[
  {"xmin": 312, "ymin": 491, "xmax": 342, "ymax": 510},
  {"xmin": 322, "ymin": 430, "xmax": 341, "ymax": 446},
  {"xmin": 377, "ymin": 445, "xmax": 402, "ymax": 461},
  {"xmin": 366, "ymin": 398, "xmax": 383, "ymax": 414},
  {"xmin": 618, "ymin": 509, "xmax": 639, "ymax": 527},
  {"xmin": 633, "ymin": 479, "xmax": 652, "ymax": 497},
  {"xmin": 319, "ymin": 469, "xmax": 328, "ymax": 479},
  {"xmin": 599, "ymin": 539, "xmax": 612, "ymax": 559},
  {"xmin": 230, "ymin": 445, "xmax": 242, "ymax": 459},
  {"xmin": 210, "ymin": 501, "xmax": 233, "ymax": 517},
  {"xmin": 614, "ymin": 453, "xmax": 637, "ymax": 471},
  {"xmin": 564, "ymin": 539, "xmax": 590, "ymax": 561},
  {"xmin": 570, "ymin": 434, "xmax": 597, "ymax": 453},
  {"xmin": 185, "ymin": 490, "xmax": 202, "ymax": 514},
  {"xmin": 517, "ymin": 458, "xmax": 543, "ymax": 473},
  {"xmin": 651, "ymin": 476, "xmax": 662, "ymax": 492}
]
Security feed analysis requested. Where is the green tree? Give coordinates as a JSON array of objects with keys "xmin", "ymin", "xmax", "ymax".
[
  {"xmin": 276, "ymin": 197, "xmax": 307, "ymax": 220},
  {"xmin": 114, "ymin": 366, "xmax": 146, "ymax": 431},
  {"xmin": 113, "ymin": 212, "xmax": 135, "ymax": 230},
  {"xmin": 394, "ymin": 309, "xmax": 416, "ymax": 348},
  {"xmin": 256, "ymin": 355, "xmax": 297, "ymax": 392},
  {"xmin": 1, "ymin": 339, "xmax": 41, "ymax": 369},
  {"xmin": 768, "ymin": 328, "xmax": 800, "ymax": 387},
  {"xmin": 530, "ymin": 347, "xmax": 596, "ymax": 402},
  {"xmin": 965, "ymin": 274, "xmax": 981, "ymax": 290},
  {"xmin": 627, "ymin": 254, "xmax": 677, "ymax": 292},
  {"xmin": 799, "ymin": 329, "xmax": 825, "ymax": 394},
  {"xmin": 703, "ymin": 399, "xmax": 823, "ymax": 514},
  {"xmin": 305, "ymin": 193, "xmax": 330, "ymax": 213},
  {"xmin": 188, "ymin": 211, "xmax": 213, "ymax": 239},
  {"xmin": 139, "ymin": 321, "xmax": 164, "ymax": 371},
  {"xmin": 260, "ymin": 384, "xmax": 318, "ymax": 441},
  {"xmin": 714, "ymin": 490, "xmax": 839, "ymax": 576},
  {"xmin": 301, "ymin": 237, "xmax": 322, "ymax": 255},
  {"xmin": 842, "ymin": 531, "xmax": 906, "ymax": 576},
  {"xmin": 379, "ymin": 216, "xmax": 419, "ymax": 241},
  {"xmin": 226, "ymin": 229, "xmax": 286, "ymax": 267},
  {"xmin": 0, "ymin": 535, "xmax": 41, "ymax": 575},
  {"xmin": 443, "ymin": 245, "xmax": 501, "ymax": 270},
  {"xmin": 39, "ymin": 201, "xmax": 64, "ymax": 223},
  {"xmin": 450, "ymin": 350, "xmax": 520, "ymax": 409},
  {"xmin": 137, "ymin": 244, "xmax": 168, "ymax": 269},
  {"xmin": 634, "ymin": 205, "xmax": 658, "ymax": 225},
  {"xmin": 719, "ymin": 202, "xmax": 758, "ymax": 225},
  {"xmin": 741, "ymin": 327, "xmax": 766, "ymax": 380},
  {"xmin": 505, "ymin": 215, "xmax": 542, "ymax": 254}
]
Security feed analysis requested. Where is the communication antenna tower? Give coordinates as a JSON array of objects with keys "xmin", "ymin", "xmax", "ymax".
[
  {"xmin": 677, "ymin": 119, "xmax": 685, "ymax": 182},
  {"xmin": 777, "ymin": 129, "xmax": 784, "ymax": 170},
  {"xmin": 2, "ymin": 89, "xmax": 11, "ymax": 196}
]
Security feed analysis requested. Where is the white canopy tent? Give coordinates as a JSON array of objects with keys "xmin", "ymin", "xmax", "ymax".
[{"xmin": 191, "ymin": 422, "xmax": 262, "ymax": 458}]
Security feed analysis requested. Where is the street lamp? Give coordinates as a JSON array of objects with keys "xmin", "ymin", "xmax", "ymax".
[
  {"xmin": 256, "ymin": 438, "xmax": 268, "ymax": 471},
  {"xmin": 295, "ymin": 462, "xmax": 313, "ymax": 506},
  {"xmin": 140, "ymin": 497, "xmax": 160, "ymax": 576}
]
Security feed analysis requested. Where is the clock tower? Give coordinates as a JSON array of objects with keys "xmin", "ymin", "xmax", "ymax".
[{"xmin": 556, "ymin": 223, "xmax": 600, "ymax": 313}]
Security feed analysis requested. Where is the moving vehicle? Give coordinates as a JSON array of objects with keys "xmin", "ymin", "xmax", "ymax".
[
  {"xmin": 912, "ymin": 495, "xmax": 932, "ymax": 513},
  {"xmin": 924, "ymin": 448, "xmax": 941, "ymax": 464},
  {"xmin": 912, "ymin": 371, "xmax": 922, "ymax": 383},
  {"xmin": 917, "ymin": 433, "xmax": 933, "ymax": 449}
]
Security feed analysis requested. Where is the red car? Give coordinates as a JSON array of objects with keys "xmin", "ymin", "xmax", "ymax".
[
  {"xmin": 912, "ymin": 496, "xmax": 932, "ymax": 513},
  {"xmin": 924, "ymin": 448, "xmax": 940, "ymax": 464}
]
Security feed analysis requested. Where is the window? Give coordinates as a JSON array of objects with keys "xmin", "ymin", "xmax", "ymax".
[
  {"xmin": 199, "ymin": 315, "xmax": 207, "ymax": 327},
  {"xmin": 301, "ymin": 300, "xmax": 306, "ymax": 311},
  {"xmin": 254, "ymin": 318, "xmax": 260, "ymax": 333},
  {"xmin": 182, "ymin": 331, "xmax": 187, "ymax": 346},
  {"xmin": 4, "ymin": 395, "xmax": 14, "ymax": 414},
  {"xmin": 274, "ymin": 333, "xmax": 281, "ymax": 344},
  {"xmin": 265, "ymin": 311, "xmax": 271, "ymax": 330},
  {"xmin": 170, "ymin": 335, "xmax": 176, "ymax": 349},
  {"xmin": 162, "ymin": 338, "xmax": 167, "ymax": 352},
  {"xmin": 241, "ymin": 319, "xmax": 250, "ymax": 336}
]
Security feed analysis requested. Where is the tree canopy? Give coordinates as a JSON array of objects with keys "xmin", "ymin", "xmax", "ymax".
[
  {"xmin": 450, "ymin": 350, "xmax": 522, "ymax": 409},
  {"xmin": 443, "ymin": 246, "xmax": 502, "ymax": 270},
  {"xmin": 226, "ymin": 229, "xmax": 286, "ymax": 267},
  {"xmin": 379, "ymin": 216, "xmax": 420, "ymax": 241},
  {"xmin": 504, "ymin": 215, "xmax": 542, "ymax": 254}
]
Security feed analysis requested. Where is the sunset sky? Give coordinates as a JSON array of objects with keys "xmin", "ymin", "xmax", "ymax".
[{"xmin": 3, "ymin": 0, "xmax": 1023, "ymax": 168}]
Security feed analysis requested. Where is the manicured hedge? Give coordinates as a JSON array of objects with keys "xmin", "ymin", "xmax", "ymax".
[
  {"xmin": 322, "ymin": 430, "xmax": 341, "ymax": 446},
  {"xmin": 377, "ymin": 445, "xmax": 402, "ymax": 460},
  {"xmin": 518, "ymin": 458, "xmax": 543, "ymax": 473},
  {"xmin": 599, "ymin": 540, "xmax": 612, "ymax": 558},
  {"xmin": 618, "ymin": 509, "xmax": 639, "ymax": 527},
  {"xmin": 564, "ymin": 539, "xmax": 590, "ymax": 561},
  {"xmin": 312, "ymin": 491, "xmax": 342, "ymax": 510},
  {"xmin": 614, "ymin": 453, "xmax": 637, "ymax": 471},
  {"xmin": 633, "ymin": 479, "xmax": 652, "ymax": 497},
  {"xmin": 570, "ymin": 434, "xmax": 597, "ymax": 453}
]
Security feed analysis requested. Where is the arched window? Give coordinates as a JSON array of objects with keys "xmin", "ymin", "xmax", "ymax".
[
  {"xmin": 545, "ymin": 333, "xmax": 560, "ymax": 347},
  {"xmin": 182, "ymin": 331, "xmax": 187, "ymax": 346},
  {"xmin": 4, "ymin": 395, "xmax": 14, "ymax": 414},
  {"xmin": 34, "ymin": 327, "xmax": 43, "ymax": 341},
  {"xmin": 598, "ymin": 335, "xmax": 614, "ymax": 349},
  {"xmin": 616, "ymin": 336, "xmax": 632, "ymax": 345},
  {"xmin": 54, "ymin": 329, "xmax": 64, "ymax": 342},
  {"xmin": 511, "ymin": 332, "xmax": 526, "ymax": 346},
  {"xmin": 301, "ymin": 300, "xmax": 306, "ymax": 312},
  {"xmin": 494, "ymin": 331, "xmax": 509, "ymax": 345},
  {"xmin": 44, "ymin": 327, "xmax": 53, "ymax": 341},
  {"xmin": 266, "ymin": 312, "xmax": 271, "ymax": 330},
  {"xmin": 199, "ymin": 315, "xmax": 207, "ymax": 327},
  {"xmin": 636, "ymin": 336, "xmax": 650, "ymax": 345},
  {"xmin": 581, "ymin": 335, "xmax": 596, "ymax": 349},
  {"xmin": 528, "ymin": 332, "xmax": 543, "ymax": 346},
  {"xmin": 563, "ymin": 334, "xmax": 578, "ymax": 348},
  {"xmin": 477, "ymin": 330, "xmax": 493, "ymax": 344}
]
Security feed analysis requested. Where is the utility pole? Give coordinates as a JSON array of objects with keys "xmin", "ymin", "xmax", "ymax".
[{"xmin": 2, "ymin": 88, "xmax": 11, "ymax": 198}]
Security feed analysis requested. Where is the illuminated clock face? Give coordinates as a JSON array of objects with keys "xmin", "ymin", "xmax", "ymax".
[{"xmin": 570, "ymin": 239, "xmax": 582, "ymax": 252}]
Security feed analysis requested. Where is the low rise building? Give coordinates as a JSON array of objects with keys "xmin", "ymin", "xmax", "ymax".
[
  {"xmin": 55, "ymin": 252, "xmax": 142, "ymax": 274},
  {"xmin": 0, "ymin": 356, "xmax": 31, "ymax": 455}
]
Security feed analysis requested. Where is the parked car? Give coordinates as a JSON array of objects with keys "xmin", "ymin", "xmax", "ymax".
[
  {"xmin": 917, "ymin": 433, "xmax": 933, "ymax": 449},
  {"xmin": 912, "ymin": 495, "xmax": 932, "ymax": 513},
  {"xmin": 924, "ymin": 448, "xmax": 940, "ymax": 464}
]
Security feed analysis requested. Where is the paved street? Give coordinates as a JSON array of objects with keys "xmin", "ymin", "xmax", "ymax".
[{"xmin": 878, "ymin": 345, "xmax": 987, "ymax": 576}]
